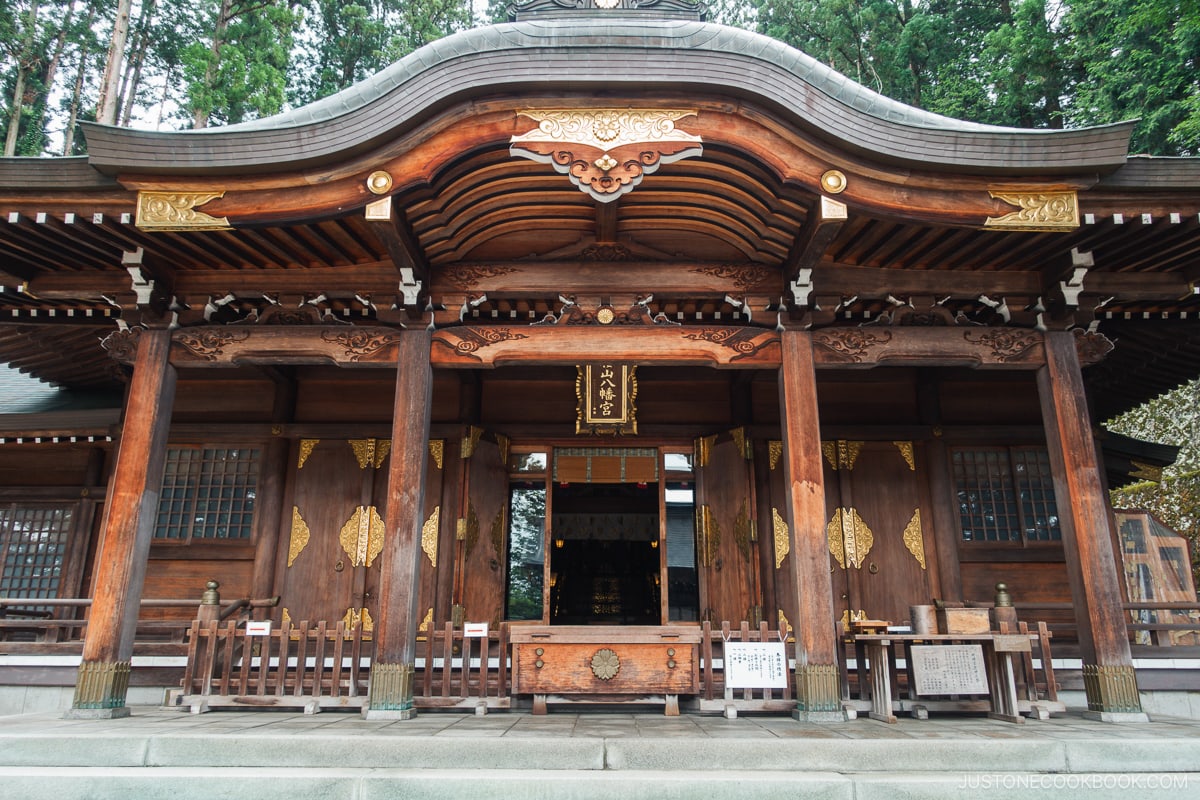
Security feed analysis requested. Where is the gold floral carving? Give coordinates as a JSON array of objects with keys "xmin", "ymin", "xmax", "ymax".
[
  {"xmin": 459, "ymin": 503, "xmax": 480, "ymax": 554},
  {"xmin": 281, "ymin": 607, "xmax": 292, "ymax": 630},
  {"xmin": 349, "ymin": 438, "xmax": 390, "ymax": 469},
  {"xmin": 695, "ymin": 434, "xmax": 717, "ymax": 468},
  {"xmin": 320, "ymin": 329, "xmax": 403, "ymax": 362},
  {"xmin": 287, "ymin": 506, "xmax": 310, "ymax": 567},
  {"xmin": 734, "ymin": 498, "xmax": 752, "ymax": 563},
  {"xmin": 828, "ymin": 507, "xmax": 873, "ymax": 570},
  {"xmin": 175, "ymin": 329, "xmax": 250, "ymax": 361},
  {"xmin": 812, "ymin": 329, "xmax": 893, "ymax": 363},
  {"xmin": 590, "ymin": 648, "xmax": 621, "ymax": 681},
  {"xmin": 985, "ymin": 191, "xmax": 1079, "ymax": 230},
  {"xmin": 822, "ymin": 440, "xmax": 863, "ymax": 471},
  {"xmin": 730, "ymin": 427, "xmax": 752, "ymax": 460},
  {"xmin": 510, "ymin": 109, "xmax": 703, "ymax": 202},
  {"xmin": 773, "ymin": 507, "xmax": 790, "ymax": 569},
  {"xmin": 496, "ymin": 434, "xmax": 511, "ymax": 467},
  {"xmin": 893, "ymin": 441, "xmax": 916, "ymax": 471},
  {"xmin": 418, "ymin": 607, "xmax": 433, "ymax": 633},
  {"xmin": 461, "ymin": 426, "xmax": 484, "ymax": 459},
  {"xmin": 340, "ymin": 505, "xmax": 385, "ymax": 567},
  {"xmin": 136, "ymin": 191, "xmax": 230, "ymax": 230},
  {"xmin": 768, "ymin": 440, "xmax": 783, "ymax": 471},
  {"xmin": 695, "ymin": 504, "xmax": 720, "ymax": 567},
  {"xmin": 778, "ymin": 609, "xmax": 793, "ymax": 640},
  {"xmin": 903, "ymin": 508, "xmax": 926, "ymax": 570},
  {"xmin": 297, "ymin": 439, "xmax": 319, "ymax": 469},
  {"xmin": 429, "ymin": 439, "xmax": 445, "ymax": 470},
  {"xmin": 422, "ymin": 506, "xmax": 440, "ymax": 567},
  {"xmin": 342, "ymin": 606, "xmax": 374, "ymax": 634}
]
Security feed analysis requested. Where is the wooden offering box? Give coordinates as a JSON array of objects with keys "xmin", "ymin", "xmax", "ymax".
[
  {"xmin": 937, "ymin": 607, "xmax": 992, "ymax": 635},
  {"xmin": 510, "ymin": 626, "xmax": 701, "ymax": 715}
]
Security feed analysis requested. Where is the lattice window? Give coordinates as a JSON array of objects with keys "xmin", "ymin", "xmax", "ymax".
[
  {"xmin": 0, "ymin": 504, "xmax": 73, "ymax": 604},
  {"xmin": 155, "ymin": 447, "xmax": 260, "ymax": 542},
  {"xmin": 953, "ymin": 448, "xmax": 1060, "ymax": 544}
]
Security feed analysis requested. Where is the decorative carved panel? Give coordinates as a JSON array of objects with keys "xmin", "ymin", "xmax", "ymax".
[
  {"xmin": 984, "ymin": 191, "xmax": 1079, "ymax": 230},
  {"xmin": 510, "ymin": 109, "xmax": 703, "ymax": 202},
  {"xmin": 136, "ymin": 191, "xmax": 230, "ymax": 230}
]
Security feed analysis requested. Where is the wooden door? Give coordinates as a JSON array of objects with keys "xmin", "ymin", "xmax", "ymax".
[
  {"xmin": 454, "ymin": 434, "xmax": 508, "ymax": 629},
  {"xmin": 758, "ymin": 440, "xmax": 801, "ymax": 639},
  {"xmin": 824, "ymin": 441, "xmax": 935, "ymax": 625},
  {"xmin": 415, "ymin": 438, "xmax": 455, "ymax": 636},
  {"xmin": 696, "ymin": 432, "xmax": 759, "ymax": 625},
  {"xmin": 278, "ymin": 438, "xmax": 388, "ymax": 632}
]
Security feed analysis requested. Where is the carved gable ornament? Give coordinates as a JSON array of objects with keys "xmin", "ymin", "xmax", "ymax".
[{"xmin": 510, "ymin": 109, "xmax": 703, "ymax": 202}]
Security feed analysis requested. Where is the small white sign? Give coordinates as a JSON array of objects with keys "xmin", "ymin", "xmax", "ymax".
[
  {"xmin": 463, "ymin": 622, "xmax": 489, "ymax": 638},
  {"xmin": 245, "ymin": 620, "xmax": 272, "ymax": 637},
  {"xmin": 724, "ymin": 641, "xmax": 788, "ymax": 689}
]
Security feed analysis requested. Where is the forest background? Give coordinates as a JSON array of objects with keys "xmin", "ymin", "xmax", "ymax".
[{"xmin": 1, "ymin": 0, "xmax": 1197, "ymax": 578}]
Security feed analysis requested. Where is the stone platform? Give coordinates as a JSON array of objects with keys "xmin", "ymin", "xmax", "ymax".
[{"xmin": 2, "ymin": 706, "xmax": 1199, "ymax": 799}]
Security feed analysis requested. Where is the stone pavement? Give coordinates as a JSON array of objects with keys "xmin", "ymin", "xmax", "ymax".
[{"xmin": 2, "ymin": 705, "xmax": 1200, "ymax": 799}]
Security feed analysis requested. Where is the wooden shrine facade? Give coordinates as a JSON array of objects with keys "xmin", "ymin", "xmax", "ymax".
[{"xmin": 1, "ymin": 0, "xmax": 1198, "ymax": 721}]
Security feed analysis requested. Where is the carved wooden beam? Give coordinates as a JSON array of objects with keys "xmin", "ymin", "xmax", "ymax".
[
  {"xmin": 364, "ymin": 194, "xmax": 429, "ymax": 313},
  {"xmin": 97, "ymin": 323, "xmax": 1114, "ymax": 372},
  {"xmin": 431, "ymin": 325, "xmax": 781, "ymax": 369},
  {"xmin": 783, "ymin": 196, "xmax": 847, "ymax": 285}
]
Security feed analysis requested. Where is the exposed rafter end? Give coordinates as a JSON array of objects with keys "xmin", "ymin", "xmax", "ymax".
[{"xmin": 783, "ymin": 197, "xmax": 846, "ymax": 289}]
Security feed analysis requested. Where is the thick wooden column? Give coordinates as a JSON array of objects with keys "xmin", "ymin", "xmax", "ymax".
[
  {"xmin": 67, "ymin": 329, "xmax": 176, "ymax": 718},
  {"xmin": 1037, "ymin": 331, "xmax": 1146, "ymax": 721},
  {"xmin": 778, "ymin": 330, "xmax": 843, "ymax": 721},
  {"xmin": 365, "ymin": 328, "xmax": 433, "ymax": 719}
]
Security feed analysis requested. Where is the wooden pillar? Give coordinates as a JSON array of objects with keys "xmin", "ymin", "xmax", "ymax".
[
  {"xmin": 365, "ymin": 328, "xmax": 433, "ymax": 719},
  {"xmin": 1037, "ymin": 331, "xmax": 1146, "ymax": 721},
  {"xmin": 250, "ymin": 373, "xmax": 297, "ymax": 601},
  {"xmin": 67, "ymin": 328, "xmax": 176, "ymax": 718},
  {"xmin": 778, "ymin": 330, "xmax": 842, "ymax": 721}
]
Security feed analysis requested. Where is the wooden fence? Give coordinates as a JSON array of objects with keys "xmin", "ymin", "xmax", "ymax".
[
  {"xmin": 697, "ymin": 620, "xmax": 794, "ymax": 713},
  {"xmin": 178, "ymin": 619, "xmax": 511, "ymax": 713}
]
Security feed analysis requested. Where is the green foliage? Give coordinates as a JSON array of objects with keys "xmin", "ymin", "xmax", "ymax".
[
  {"xmin": 180, "ymin": 1, "xmax": 299, "ymax": 127},
  {"xmin": 1064, "ymin": 0, "xmax": 1200, "ymax": 155}
]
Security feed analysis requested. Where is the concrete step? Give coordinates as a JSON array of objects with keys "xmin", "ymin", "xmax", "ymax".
[
  {"xmin": 0, "ymin": 766, "xmax": 1195, "ymax": 800},
  {"xmin": 3, "ymin": 708, "xmax": 1200, "ymax": 799}
]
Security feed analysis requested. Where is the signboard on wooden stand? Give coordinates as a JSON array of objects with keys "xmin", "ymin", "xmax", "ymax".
[{"xmin": 910, "ymin": 644, "xmax": 988, "ymax": 695}]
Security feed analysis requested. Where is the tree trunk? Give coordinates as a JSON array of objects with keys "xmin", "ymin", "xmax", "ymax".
[
  {"xmin": 3, "ymin": 0, "xmax": 40, "ymax": 157},
  {"xmin": 96, "ymin": 0, "xmax": 132, "ymax": 125},
  {"xmin": 118, "ymin": 0, "xmax": 156, "ymax": 127},
  {"xmin": 192, "ymin": 0, "xmax": 235, "ymax": 129},
  {"xmin": 61, "ymin": 4, "xmax": 96, "ymax": 155}
]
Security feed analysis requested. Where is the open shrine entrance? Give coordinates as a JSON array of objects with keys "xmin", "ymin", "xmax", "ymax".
[{"xmin": 505, "ymin": 446, "xmax": 702, "ymax": 627}]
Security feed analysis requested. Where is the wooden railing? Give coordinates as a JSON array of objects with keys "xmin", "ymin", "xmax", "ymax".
[
  {"xmin": 698, "ymin": 620, "xmax": 793, "ymax": 713},
  {"xmin": 178, "ymin": 619, "xmax": 511, "ymax": 714}
]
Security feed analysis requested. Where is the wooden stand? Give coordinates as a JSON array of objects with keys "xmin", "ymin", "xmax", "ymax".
[{"xmin": 510, "ymin": 626, "xmax": 700, "ymax": 715}]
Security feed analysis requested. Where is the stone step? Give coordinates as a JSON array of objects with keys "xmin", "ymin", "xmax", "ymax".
[
  {"xmin": 2, "ymin": 767, "xmax": 1195, "ymax": 800},
  {"xmin": 3, "ymin": 728, "xmax": 1200, "ymax": 774}
]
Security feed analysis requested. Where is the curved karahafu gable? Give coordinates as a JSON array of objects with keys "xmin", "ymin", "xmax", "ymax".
[{"xmin": 80, "ymin": 16, "xmax": 1136, "ymax": 177}]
